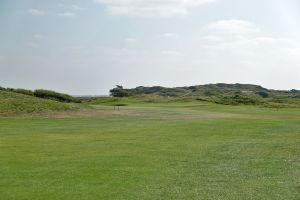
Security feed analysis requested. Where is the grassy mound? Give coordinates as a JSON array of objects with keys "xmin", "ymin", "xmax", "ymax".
[
  {"xmin": 0, "ymin": 90, "xmax": 74, "ymax": 115},
  {"xmin": 33, "ymin": 89, "xmax": 80, "ymax": 103},
  {"xmin": 2, "ymin": 87, "xmax": 80, "ymax": 103}
]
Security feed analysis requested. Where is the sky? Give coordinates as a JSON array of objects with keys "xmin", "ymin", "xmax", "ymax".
[{"xmin": 0, "ymin": 0, "xmax": 300, "ymax": 95}]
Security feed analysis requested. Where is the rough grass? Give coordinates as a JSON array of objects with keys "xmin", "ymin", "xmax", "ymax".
[
  {"xmin": 0, "ymin": 90, "xmax": 76, "ymax": 116},
  {"xmin": 0, "ymin": 102, "xmax": 299, "ymax": 199}
]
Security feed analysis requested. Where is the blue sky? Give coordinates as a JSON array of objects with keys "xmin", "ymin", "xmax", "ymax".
[{"xmin": 0, "ymin": 0, "xmax": 300, "ymax": 95}]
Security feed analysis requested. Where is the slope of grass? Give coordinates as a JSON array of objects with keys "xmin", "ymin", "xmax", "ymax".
[
  {"xmin": 0, "ymin": 90, "xmax": 74, "ymax": 115},
  {"xmin": 0, "ymin": 103, "xmax": 299, "ymax": 199}
]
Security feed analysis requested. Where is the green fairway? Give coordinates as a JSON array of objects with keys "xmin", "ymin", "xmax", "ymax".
[{"xmin": 0, "ymin": 103, "xmax": 299, "ymax": 199}]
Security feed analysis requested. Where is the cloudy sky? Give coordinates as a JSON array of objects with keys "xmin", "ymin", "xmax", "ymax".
[{"xmin": 1, "ymin": 0, "xmax": 300, "ymax": 95}]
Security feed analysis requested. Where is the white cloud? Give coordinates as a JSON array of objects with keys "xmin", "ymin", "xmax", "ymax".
[
  {"xmin": 27, "ymin": 42, "xmax": 39, "ymax": 48},
  {"xmin": 28, "ymin": 9, "xmax": 48, "ymax": 16},
  {"xmin": 202, "ymin": 19, "xmax": 300, "ymax": 65},
  {"xmin": 57, "ymin": 12, "xmax": 76, "ymax": 17},
  {"xmin": 159, "ymin": 33, "xmax": 178, "ymax": 38},
  {"xmin": 72, "ymin": 5, "xmax": 84, "ymax": 11},
  {"xmin": 289, "ymin": 48, "xmax": 300, "ymax": 58},
  {"xmin": 34, "ymin": 34, "xmax": 45, "ymax": 39},
  {"xmin": 202, "ymin": 35, "xmax": 223, "ymax": 42},
  {"xmin": 57, "ymin": 3, "xmax": 65, "ymax": 8},
  {"xmin": 208, "ymin": 19, "xmax": 260, "ymax": 35},
  {"xmin": 95, "ymin": 0, "xmax": 216, "ymax": 17},
  {"xmin": 125, "ymin": 38, "xmax": 137, "ymax": 42},
  {"xmin": 162, "ymin": 50, "xmax": 181, "ymax": 56}
]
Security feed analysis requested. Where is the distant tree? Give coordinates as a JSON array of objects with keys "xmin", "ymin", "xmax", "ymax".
[
  {"xmin": 110, "ymin": 86, "xmax": 130, "ymax": 97},
  {"xmin": 290, "ymin": 89, "xmax": 298, "ymax": 93}
]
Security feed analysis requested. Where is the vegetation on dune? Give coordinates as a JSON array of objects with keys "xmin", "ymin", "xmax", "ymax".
[
  {"xmin": 109, "ymin": 84, "xmax": 300, "ymax": 99},
  {"xmin": 109, "ymin": 83, "xmax": 267, "ymax": 97},
  {"xmin": 108, "ymin": 84, "xmax": 300, "ymax": 107},
  {"xmin": 0, "ymin": 87, "xmax": 81, "ymax": 103},
  {"xmin": 200, "ymin": 93, "xmax": 262, "ymax": 105},
  {"xmin": 1, "ymin": 83, "xmax": 300, "ymax": 116},
  {"xmin": 0, "ymin": 90, "xmax": 75, "ymax": 115},
  {"xmin": 33, "ymin": 89, "xmax": 80, "ymax": 103},
  {"xmin": 6, "ymin": 88, "xmax": 34, "ymax": 96}
]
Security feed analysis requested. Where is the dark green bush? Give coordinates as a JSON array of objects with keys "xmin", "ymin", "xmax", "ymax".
[
  {"xmin": 213, "ymin": 94, "xmax": 262, "ymax": 105},
  {"xmin": 34, "ymin": 89, "xmax": 80, "ymax": 103},
  {"xmin": 110, "ymin": 88, "xmax": 131, "ymax": 97},
  {"xmin": 7, "ymin": 88, "xmax": 34, "ymax": 96},
  {"xmin": 257, "ymin": 91, "xmax": 269, "ymax": 98}
]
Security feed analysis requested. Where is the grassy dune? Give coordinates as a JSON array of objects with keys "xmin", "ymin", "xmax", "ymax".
[
  {"xmin": 0, "ymin": 90, "xmax": 76, "ymax": 116},
  {"xmin": 0, "ymin": 102, "xmax": 299, "ymax": 199}
]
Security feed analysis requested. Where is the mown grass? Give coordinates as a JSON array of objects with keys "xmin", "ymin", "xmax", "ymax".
[{"xmin": 0, "ymin": 102, "xmax": 299, "ymax": 199}]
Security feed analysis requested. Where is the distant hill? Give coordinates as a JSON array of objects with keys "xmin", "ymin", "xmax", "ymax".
[
  {"xmin": 109, "ymin": 84, "xmax": 300, "ymax": 107},
  {"xmin": 110, "ymin": 83, "xmax": 300, "ymax": 98},
  {"xmin": 0, "ymin": 90, "xmax": 75, "ymax": 115}
]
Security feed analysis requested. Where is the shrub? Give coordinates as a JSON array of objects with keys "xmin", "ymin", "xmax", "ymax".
[
  {"xmin": 7, "ymin": 88, "xmax": 34, "ymax": 96},
  {"xmin": 34, "ymin": 89, "xmax": 80, "ymax": 103},
  {"xmin": 257, "ymin": 91, "xmax": 269, "ymax": 98},
  {"xmin": 110, "ymin": 87, "xmax": 133, "ymax": 97},
  {"xmin": 290, "ymin": 89, "xmax": 299, "ymax": 94},
  {"xmin": 213, "ymin": 94, "xmax": 262, "ymax": 105}
]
